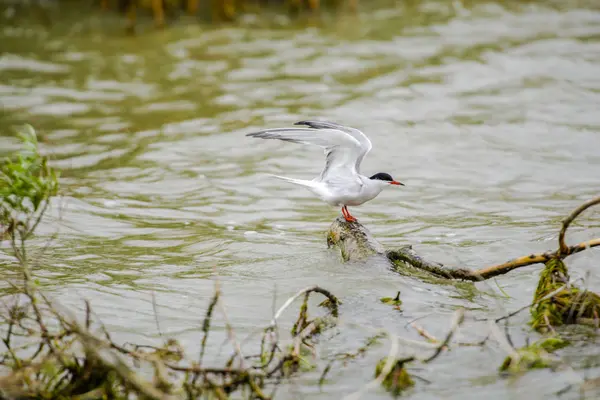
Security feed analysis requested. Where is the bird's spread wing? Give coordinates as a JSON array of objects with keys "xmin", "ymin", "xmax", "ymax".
[
  {"xmin": 294, "ymin": 120, "xmax": 372, "ymax": 172},
  {"xmin": 246, "ymin": 121, "xmax": 371, "ymax": 180}
]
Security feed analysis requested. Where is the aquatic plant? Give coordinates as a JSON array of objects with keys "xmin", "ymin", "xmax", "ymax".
[
  {"xmin": 531, "ymin": 258, "xmax": 600, "ymax": 332},
  {"xmin": 499, "ymin": 337, "xmax": 569, "ymax": 374},
  {"xmin": 375, "ymin": 357, "xmax": 414, "ymax": 396},
  {"xmin": 380, "ymin": 291, "xmax": 402, "ymax": 309},
  {"xmin": 1, "ymin": 124, "xmax": 58, "ymax": 249}
]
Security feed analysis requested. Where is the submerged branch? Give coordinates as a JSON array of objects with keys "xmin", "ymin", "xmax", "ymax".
[
  {"xmin": 328, "ymin": 196, "xmax": 600, "ymax": 281},
  {"xmin": 269, "ymin": 285, "xmax": 340, "ymax": 328}
]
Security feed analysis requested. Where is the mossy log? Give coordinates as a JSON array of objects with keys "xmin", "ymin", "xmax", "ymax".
[
  {"xmin": 327, "ymin": 217, "xmax": 385, "ymax": 261},
  {"xmin": 326, "ymin": 199, "xmax": 600, "ymax": 282},
  {"xmin": 327, "ymin": 217, "xmax": 480, "ymax": 280}
]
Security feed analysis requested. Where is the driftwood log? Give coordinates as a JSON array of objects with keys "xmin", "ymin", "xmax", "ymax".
[
  {"xmin": 327, "ymin": 196, "xmax": 600, "ymax": 282},
  {"xmin": 327, "ymin": 217, "xmax": 478, "ymax": 280}
]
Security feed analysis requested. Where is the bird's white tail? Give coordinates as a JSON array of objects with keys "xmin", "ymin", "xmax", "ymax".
[{"xmin": 269, "ymin": 174, "xmax": 317, "ymax": 188}]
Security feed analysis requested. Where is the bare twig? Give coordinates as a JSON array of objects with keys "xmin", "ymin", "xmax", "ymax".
[
  {"xmin": 488, "ymin": 320, "xmax": 518, "ymax": 359},
  {"xmin": 421, "ymin": 309, "xmax": 464, "ymax": 363},
  {"xmin": 410, "ymin": 322, "xmax": 440, "ymax": 344},
  {"xmin": 470, "ymin": 238, "xmax": 600, "ymax": 280},
  {"xmin": 151, "ymin": 292, "xmax": 163, "ymax": 339},
  {"xmin": 343, "ymin": 309, "xmax": 465, "ymax": 400},
  {"xmin": 493, "ymin": 284, "xmax": 569, "ymax": 323},
  {"xmin": 558, "ymin": 196, "xmax": 600, "ymax": 256},
  {"xmin": 269, "ymin": 286, "xmax": 339, "ymax": 329},
  {"xmin": 199, "ymin": 283, "xmax": 220, "ymax": 364},
  {"xmin": 343, "ymin": 332, "xmax": 401, "ymax": 400},
  {"xmin": 219, "ymin": 295, "xmax": 245, "ymax": 369},
  {"xmin": 356, "ymin": 197, "xmax": 600, "ymax": 281}
]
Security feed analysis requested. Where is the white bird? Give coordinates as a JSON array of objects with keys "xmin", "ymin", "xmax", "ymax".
[{"xmin": 246, "ymin": 120, "xmax": 404, "ymax": 222}]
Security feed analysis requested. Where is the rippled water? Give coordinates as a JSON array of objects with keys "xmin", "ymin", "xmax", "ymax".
[{"xmin": 1, "ymin": 0, "xmax": 600, "ymax": 398}]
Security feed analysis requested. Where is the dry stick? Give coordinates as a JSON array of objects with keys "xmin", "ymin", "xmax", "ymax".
[
  {"xmin": 263, "ymin": 287, "xmax": 340, "ymax": 379},
  {"xmin": 75, "ymin": 328, "xmax": 176, "ymax": 400},
  {"xmin": 475, "ymin": 196, "xmax": 600, "ymax": 279},
  {"xmin": 469, "ymin": 238, "xmax": 600, "ymax": 280},
  {"xmin": 344, "ymin": 309, "xmax": 465, "ymax": 400},
  {"xmin": 218, "ymin": 297, "xmax": 246, "ymax": 369},
  {"xmin": 84, "ymin": 299, "xmax": 91, "ymax": 330},
  {"xmin": 342, "ymin": 332, "xmax": 401, "ymax": 400},
  {"xmin": 292, "ymin": 316, "xmax": 330, "ymax": 357},
  {"xmin": 269, "ymin": 286, "xmax": 339, "ymax": 329},
  {"xmin": 199, "ymin": 284, "xmax": 220, "ymax": 364},
  {"xmin": 406, "ymin": 237, "xmax": 599, "ymax": 281},
  {"xmin": 558, "ymin": 196, "xmax": 600, "ymax": 256},
  {"xmin": 319, "ymin": 333, "xmax": 388, "ymax": 386},
  {"xmin": 387, "ymin": 196, "xmax": 600, "ymax": 281},
  {"xmin": 345, "ymin": 320, "xmax": 440, "ymax": 350},
  {"xmin": 18, "ymin": 288, "xmax": 170, "ymax": 400},
  {"xmin": 493, "ymin": 283, "xmax": 569, "ymax": 323},
  {"xmin": 22, "ymin": 195, "xmax": 51, "ymax": 241},
  {"xmin": 247, "ymin": 376, "xmax": 270, "ymax": 400},
  {"xmin": 420, "ymin": 308, "xmax": 464, "ymax": 363},
  {"xmin": 151, "ymin": 292, "xmax": 163, "ymax": 339},
  {"xmin": 62, "ymin": 314, "xmax": 269, "ymax": 383},
  {"xmin": 264, "ymin": 286, "xmax": 339, "ymax": 368},
  {"xmin": 163, "ymin": 362, "xmax": 265, "ymax": 376},
  {"xmin": 9, "ymin": 236, "xmax": 67, "ymax": 367},
  {"xmin": 488, "ymin": 320, "xmax": 518, "ymax": 360},
  {"xmin": 1, "ymin": 297, "xmax": 20, "ymax": 352},
  {"xmin": 410, "ymin": 322, "xmax": 440, "ymax": 344}
]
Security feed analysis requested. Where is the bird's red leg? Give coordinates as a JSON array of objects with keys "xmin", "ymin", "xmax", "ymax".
[
  {"xmin": 346, "ymin": 208, "xmax": 357, "ymax": 222},
  {"xmin": 342, "ymin": 206, "xmax": 357, "ymax": 222}
]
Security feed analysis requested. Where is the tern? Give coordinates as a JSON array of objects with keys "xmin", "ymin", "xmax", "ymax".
[{"xmin": 246, "ymin": 120, "xmax": 404, "ymax": 222}]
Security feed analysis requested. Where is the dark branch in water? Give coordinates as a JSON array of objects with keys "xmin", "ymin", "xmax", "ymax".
[{"xmin": 328, "ymin": 196, "xmax": 600, "ymax": 281}]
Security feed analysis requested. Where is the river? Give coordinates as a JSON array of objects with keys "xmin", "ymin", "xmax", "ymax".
[{"xmin": 1, "ymin": 0, "xmax": 599, "ymax": 398}]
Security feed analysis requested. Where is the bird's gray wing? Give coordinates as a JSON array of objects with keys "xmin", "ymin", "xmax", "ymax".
[
  {"xmin": 294, "ymin": 121, "xmax": 372, "ymax": 173},
  {"xmin": 246, "ymin": 126, "xmax": 363, "ymax": 180}
]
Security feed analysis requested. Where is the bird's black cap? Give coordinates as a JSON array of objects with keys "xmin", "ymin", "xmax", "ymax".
[{"xmin": 369, "ymin": 172, "xmax": 394, "ymax": 181}]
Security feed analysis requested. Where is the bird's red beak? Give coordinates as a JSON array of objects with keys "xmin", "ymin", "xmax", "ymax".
[{"xmin": 390, "ymin": 181, "xmax": 404, "ymax": 186}]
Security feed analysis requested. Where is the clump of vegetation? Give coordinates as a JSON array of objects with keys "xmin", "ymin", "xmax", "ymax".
[
  {"xmin": 380, "ymin": 291, "xmax": 402, "ymax": 310},
  {"xmin": 530, "ymin": 258, "xmax": 600, "ymax": 332},
  {"xmin": 375, "ymin": 358, "xmax": 414, "ymax": 396},
  {"xmin": 1, "ymin": 124, "xmax": 58, "ymax": 247},
  {"xmin": 499, "ymin": 337, "xmax": 569, "ymax": 374}
]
